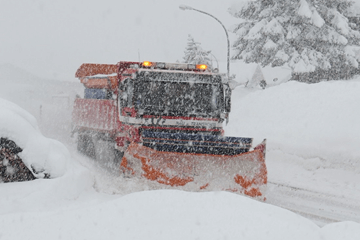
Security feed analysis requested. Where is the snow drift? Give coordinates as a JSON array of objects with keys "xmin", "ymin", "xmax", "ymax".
[
  {"xmin": 226, "ymin": 79, "xmax": 360, "ymax": 165},
  {"xmin": 1, "ymin": 189, "xmax": 359, "ymax": 240}
]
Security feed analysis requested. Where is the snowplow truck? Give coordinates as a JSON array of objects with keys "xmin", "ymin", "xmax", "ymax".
[{"xmin": 72, "ymin": 61, "xmax": 267, "ymax": 199}]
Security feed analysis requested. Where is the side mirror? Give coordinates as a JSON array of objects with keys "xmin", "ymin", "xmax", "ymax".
[
  {"xmin": 224, "ymin": 84, "xmax": 231, "ymax": 113},
  {"xmin": 225, "ymin": 96, "xmax": 231, "ymax": 113}
]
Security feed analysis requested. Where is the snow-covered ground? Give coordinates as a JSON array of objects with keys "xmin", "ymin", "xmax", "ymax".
[
  {"xmin": 226, "ymin": 79, "xmax": 360, "ymax": 187},
  {"xmin": 2, "ymin": 168, "xmax": 357, "ymax": 240},
  {"xmin": 1, "ymin": 64, "xmax": 360, "ymax": 239},
  {"xmin": 1, "ymin": 0, "xmax": 360, "ymax": 237},
  {"xmin": 225, "ymin": 79, "xmax": 360, "ymax": 226}
]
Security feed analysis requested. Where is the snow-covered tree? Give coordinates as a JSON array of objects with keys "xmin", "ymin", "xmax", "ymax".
[
  {"xmin": 229, "ymin": 0, "xmax": 360, "ymax": 81},
  {"xmin": 183, "ymin": 35, "xmax": 213, "ymax": 69}
]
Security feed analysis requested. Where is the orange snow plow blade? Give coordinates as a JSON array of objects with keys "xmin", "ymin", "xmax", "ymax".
[{"xmin": 120, "ymin": 140, "xmax": 267, "ymax": 199}]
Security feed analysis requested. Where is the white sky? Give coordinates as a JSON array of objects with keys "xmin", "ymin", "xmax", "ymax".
[{"xmin": 0, "ymin": 0, "xmax": 242, "ymax": 80}]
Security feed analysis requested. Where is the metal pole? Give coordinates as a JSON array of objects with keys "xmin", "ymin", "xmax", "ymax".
[{"xmin": 179, "ymin": 5, "xmax": 230, "ymax": 79}]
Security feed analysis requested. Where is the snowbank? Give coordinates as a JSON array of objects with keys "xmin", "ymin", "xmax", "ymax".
[
  {"xmin": 225, "ymin": 78, "xmax": 360, "ymax": 202},
  {"xmin": 0, "ymin": 98, "xmax": 71, "ymax": 178},
  {"xmin": 225, "ymin": 79, "xmax": 360, "ymax": 164},
  {"xmin": 219, "ymin": 61, "xmax": 292, "ymax": 86},
  {"xmin": 0, "ymin": 189, "xmax": 359, "ymax": 240},
  {"xmin": 321, "ymin": 221, "xmax": 360, "ymax": 240}
]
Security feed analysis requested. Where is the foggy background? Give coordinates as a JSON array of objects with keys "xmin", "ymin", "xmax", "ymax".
[{"xmin": 0, "ymin": 0, "xmax": 243, "ymax": 81}]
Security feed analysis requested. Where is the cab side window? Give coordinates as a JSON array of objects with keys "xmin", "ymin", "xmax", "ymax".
[{"xmin": 119, "ymin": 78, "xmax": 134, "ymax": 107}]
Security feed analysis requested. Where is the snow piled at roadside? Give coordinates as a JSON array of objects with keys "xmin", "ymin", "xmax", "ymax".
[
  {"xmin": 226, "ymin": 79, "xmax": 360, "ymax": 164},
  {"xmin": 0, "ymin": 98, "xmax": 70, "ymax": 178},
  {"xmin": 321, "ymin": 222, "xmax": 360, "ymax": 240},
  {"xmin": 225, "ymin": 78, "xmax": 360, "ymax": 203},
  {"xmin": 1, "ymin": 187, "xmax": 359, "ymax": 240}
]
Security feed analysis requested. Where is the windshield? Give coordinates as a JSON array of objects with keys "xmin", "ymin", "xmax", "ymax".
[{"xmin": 133, "ymin": 71, "xmax": 224, "ymax": 118}]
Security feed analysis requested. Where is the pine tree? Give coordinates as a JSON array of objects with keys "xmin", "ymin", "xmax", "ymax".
[
  {"xmin": 183, "ymin": 35, "xmax": 213, "ymax": 69},
  {"xmin": 229, "ymin": 0, "xmax": 360, "ymax": 81}
]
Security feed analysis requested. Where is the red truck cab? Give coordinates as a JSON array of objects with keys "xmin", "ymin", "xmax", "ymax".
[{"xmin": 73, "ymin": 61, "xmax": 231, "ymax": 154}]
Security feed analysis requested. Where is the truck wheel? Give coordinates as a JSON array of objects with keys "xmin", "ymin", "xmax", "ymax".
[
  {"xmin": 113, "ymin": 149, "xmax": 124, "ymax": 165},
  {"xmin": 77, "ymin": 133, "xmax": 96, "ymax": 159},
  {"xmin": 93, "ymin": 139, "xmax": 124, "ymax": 169}
]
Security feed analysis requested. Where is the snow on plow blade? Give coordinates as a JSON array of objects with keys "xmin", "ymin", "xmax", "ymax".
[{"xmin": 121, "ymin": 131, "xmax": 267, "ymax": 199}]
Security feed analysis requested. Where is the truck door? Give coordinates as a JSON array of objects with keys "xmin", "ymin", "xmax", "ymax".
[{"xmin": 119, "ymin": 78, "xmax": 134, "ymax": 116}]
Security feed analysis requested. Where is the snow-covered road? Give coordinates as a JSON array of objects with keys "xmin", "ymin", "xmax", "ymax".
[{"xmin": 267, "ymin": 181, "xmax": 360, "ymax": 226}]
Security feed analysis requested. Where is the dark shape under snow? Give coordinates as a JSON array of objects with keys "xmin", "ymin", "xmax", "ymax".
[{"xmin": 0, "ymin": 138, "xmax": 36, "ymax": 183}]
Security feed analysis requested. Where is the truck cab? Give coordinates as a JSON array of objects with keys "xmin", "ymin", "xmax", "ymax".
[{"xmin": 73, "ymin": 61, "xmax": 231, "ymax": 153}]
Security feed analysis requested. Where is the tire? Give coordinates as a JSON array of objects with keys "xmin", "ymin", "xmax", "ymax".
[
  {"xmin": 77, "ymin": 133, "xmax": 123, "ymax": 172},
  {"xmin": 93, "ymin": 138, "xmax": 124, "ymax": 170},
  {"xmin": 0, "ymin": 138, "xmax": 36, "ymax": 183},
  {"xmin": 113, "ymin": 149, "xmax": 124, "ymax": 166},
  {"xmin": 77, "ymin": 133, "xmax": 96, "ymax": 159}
]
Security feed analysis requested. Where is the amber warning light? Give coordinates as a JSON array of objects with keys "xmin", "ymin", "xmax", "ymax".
[
  {"xmin": 142, "ymin": 61, "xmax": 153, "ymax": 67},
  {"xmin": 196, "ymin": 64, "xmax": 208, "ymax": 70}
]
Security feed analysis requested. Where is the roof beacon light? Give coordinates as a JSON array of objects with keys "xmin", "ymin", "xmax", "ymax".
[
  {"xmin": 142, "ymin": 61, "xmax": 153, "ymax": 67},
  {"xmin": 196, "ymin": 64, "xmax": 208, "ymax": 70}
]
